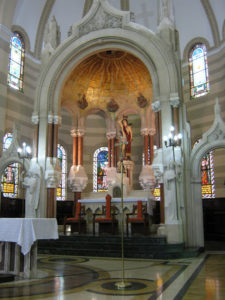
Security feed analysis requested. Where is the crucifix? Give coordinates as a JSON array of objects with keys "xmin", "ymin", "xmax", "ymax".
[{"xmin": 114, "ymin": 136, "xmax": 131, "ymax": 289}]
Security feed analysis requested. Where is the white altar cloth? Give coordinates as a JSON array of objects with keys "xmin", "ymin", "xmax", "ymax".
[
  {"xmin": 0, "ymin": 218, "xmax": 58, "ymax": 255},
  {"xmin": 79, "ymin": 197, "xmax": 148, "ymax": 204}
]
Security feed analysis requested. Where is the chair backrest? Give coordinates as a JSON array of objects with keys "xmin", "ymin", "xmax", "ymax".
[
  {"xmin": 75, "ymin": 202, "xmax": 81, "ymax": 218},
  {"xmin": 137, "ymin": 200, "xmax": 143, "ymax": 219},
  {"xmin": 105, "ymin": 194, "xmax": 111, "ymax": 219}
]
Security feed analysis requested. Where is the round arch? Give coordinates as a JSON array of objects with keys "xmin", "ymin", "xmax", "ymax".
[
  {"xmin": 187, "ymin": 99, "xmax": 225, "ymax": 248},
  {"xmin": 34, "ymin": 27, "xmax": 179, "ymax": 117}
]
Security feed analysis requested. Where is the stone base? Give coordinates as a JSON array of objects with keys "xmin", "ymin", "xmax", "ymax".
[{"xmin": 165, "ymin": 223, "xmax": 183, "ymax": 244}]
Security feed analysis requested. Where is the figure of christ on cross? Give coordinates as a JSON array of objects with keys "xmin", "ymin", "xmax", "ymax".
[{"xmin": 118, "ymin": 116, "xmax": 132, "ymax": 161}]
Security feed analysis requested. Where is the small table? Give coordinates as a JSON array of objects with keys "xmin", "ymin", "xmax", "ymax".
[{"xmin": 0, "ymin": 218, "xmax": 58, "ymax": 278}]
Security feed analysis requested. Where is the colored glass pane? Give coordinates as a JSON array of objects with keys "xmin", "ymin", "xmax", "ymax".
[
  {"xmin": 93, "ymin": 147, "xmax": 108, "ymax": 192},
  {"xmin": 8, "ymin": 33, "xmax": 24, "ymax": 91},
  {"xmin": 1, "ymin": 133, "xmax": 19, "ymax": 198},
  {"xmin": 193, "ymin": 140, "xmax": 215, "ymax": 198},
  {"xmin": 153, "ymin": 185, "xmax": 161, "ymax": 201},
  {"xmin": 56, "ymin": 144, "xmax": 67, "ymax": 200},
  {"xmin": 189, "ymin": 44, "xmax": 209, "ymax": 98},
  {"xmin": 201, "ymin": 151, "xmax": 215, "ymax": 198}
]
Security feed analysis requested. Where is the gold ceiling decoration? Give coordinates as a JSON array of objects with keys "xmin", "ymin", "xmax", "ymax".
[{"xmin": 61, "ymin": 50, "xmax": 152, "ymax": 113}]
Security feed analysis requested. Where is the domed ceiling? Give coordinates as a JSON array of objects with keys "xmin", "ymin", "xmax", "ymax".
[{"xmin": 61, "ymin": 50, "xmax": 152, "ymax": 114}]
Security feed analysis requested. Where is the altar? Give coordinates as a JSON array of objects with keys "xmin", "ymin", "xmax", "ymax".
[
  {"xmin": 0, "ymin": 218, "xmax": 58, "ymax": 278},
  {"xmin": 78, "ymin": 191, "xmax": 151, "ymax": 235}
]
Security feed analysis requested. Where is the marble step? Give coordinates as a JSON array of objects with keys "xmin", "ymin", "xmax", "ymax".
[{"xmin": 38, "ymin": 235, "xmax": 201, "ymax": 259}]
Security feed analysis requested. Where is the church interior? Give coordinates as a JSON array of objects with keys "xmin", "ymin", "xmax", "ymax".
[{"xmin": 0, "ymin": 0, "xmax": 225, "ymax": 299}]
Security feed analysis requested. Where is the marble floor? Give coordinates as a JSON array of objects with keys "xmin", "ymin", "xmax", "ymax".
[{"xmin": 0, "ymin": 251, "xmax": 225, "ymax": 299}]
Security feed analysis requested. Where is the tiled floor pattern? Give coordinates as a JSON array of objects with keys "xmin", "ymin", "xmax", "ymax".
[{"xmin": 0, "ymin": 252, "xmax": 225, "ymax": 299}]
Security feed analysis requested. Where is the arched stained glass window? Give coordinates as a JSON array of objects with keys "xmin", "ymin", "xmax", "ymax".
[
  {"xmin": 201, "ymin": 152, "xmax": 215, "ymax": 198},
  {"xmin": 8, "ymin": 32, "xmax": 25, "ymax": 91},
  {"xmin": 193, "ymin": 140, "xmax": 215, "ymax": 198},
  {"xmin": 56, "ymin": 144, "xmax": 67, "ymax": 200},
  {"xmin": 93, "ymin": 147, "xmax": 108, "ymax": 192},
  {"xmin": 189, "ymin": 44, "xmax": 209, "ymax": 98},
  {"xmin": 1, "ymin": 133, "xmax": 19, "ymax": 198}
]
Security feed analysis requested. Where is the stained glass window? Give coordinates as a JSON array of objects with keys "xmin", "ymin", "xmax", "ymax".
[
  {"xmin": 153, "ymin": 184, "xmax": 161, "ymax": 201},
  {"xmin": 8, "ymin": 32, "xmax": 25, "ymax": 91},
  {"xmin": 93, "ymin": 147, "xmax": 108, "ymax": 192},
  {"xmin": 193, "ymin": 140, "xmax": 215, "ymax": 198},
  {"xmin": 189, "ymin": 44, "xmax": 209, "ymax": 98},
  {"xmin": 56, "ymin": 144, "xmax": 67, "ymax": 200},
  {"xmin": 201, "ymin": 151, "xmax": 215, "ymax": 198},
  {"xmin": 1, "ymin": 133, "xmax": 19, "ymax": 198}
]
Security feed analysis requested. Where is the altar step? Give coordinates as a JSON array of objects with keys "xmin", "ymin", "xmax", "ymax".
[{"xmin": 38, "ymin": 235, "xmax": 201, "ymax": 259}]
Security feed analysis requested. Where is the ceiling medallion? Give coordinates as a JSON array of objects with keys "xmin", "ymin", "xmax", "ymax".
[
  {"xmin": 137, "ymin": 93, "xmax": 148, "ymax": 108},
  {"xmin": 77, "ymin": 94, "xmax": 88, "ymax": 110},
  {"xmin": 107, "ymin": 98, "xmax": 119, "ymax": 112}
]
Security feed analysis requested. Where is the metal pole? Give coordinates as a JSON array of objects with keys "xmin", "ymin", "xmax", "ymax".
[{"xmin": 115, "ymin": 140, "xmax": 131, "ymax": 289}]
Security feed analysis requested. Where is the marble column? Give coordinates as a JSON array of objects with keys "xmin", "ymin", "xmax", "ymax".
[
  {"xmin": 169, "ymin": 93, "xmax": 180, "ymax": 134},
  {"xmin": 46, "ymin": 115, "xmax": 61, "ymax": 218},
  {"xmin": 68, "ymin": 128, "xmax": 88, "ymax": 193},
  {"xmin": 31, "ymin": 114, "xmax": 39, "ymax": 158}
]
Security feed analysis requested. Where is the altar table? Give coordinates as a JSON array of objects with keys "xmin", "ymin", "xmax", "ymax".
[{"xmin": 0, "ymin": 218, "xmax": 58, "ymax": 278}]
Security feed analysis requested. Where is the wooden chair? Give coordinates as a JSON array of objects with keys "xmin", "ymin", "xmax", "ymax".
[
  {"xmin": 126, "ymin": 201, "xmax": 149, "ymax": 236},
  {"xmin": 93, "ymin": 194, "xmax": 118, "ymax": 235},
  {"xmin": 64, "ymin": 201, "xmax": 86, "ymax": 234}
]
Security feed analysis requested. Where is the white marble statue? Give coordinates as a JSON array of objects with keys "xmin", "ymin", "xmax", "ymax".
[
  {"xmin": 23, "ymin": 161, "xmax": 41, "ymax": 218},
  {"xmin": 164, "ymin": 162, "xmax": 178, "ymax": 223},
  {"xmin": 158, "ymin": 0, "xmax": 175, "ymax": 29},
  {"xmin": 42, "ymin": 15, "xmax": 61, "ymax": 65}
]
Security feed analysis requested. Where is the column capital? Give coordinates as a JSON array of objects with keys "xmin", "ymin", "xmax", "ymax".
[
  {"xmin": 169, "ymin": 93, "xmax": 180, "ymax": 108},
  {"xmin": 48, "ymin": 114, "xmax": 54, "ymax": 124},
  {"xmin": 106, "ymin": 131, "xmax": 116, "ymax": 140},
  {"xmin": 77, "ymin": 128, "xmax": 85, "ymax": 137},
  {"xmin": 70, "ymin": 128, "xmax": 78, "ymax": 137},
  {"xmin": 140, "ymin": 128, "xmax": 156, "ymax": 136},
  {"xmin": 53, "ymin": 115, "xmax": 62, "ymax": 125},
  {"xmin": 152, "ymin": 100, "xmax": 161, "ymax": 112},
  {"xmin": 31, "ymin": 113, "xmax": 39, "ymax": 125}
]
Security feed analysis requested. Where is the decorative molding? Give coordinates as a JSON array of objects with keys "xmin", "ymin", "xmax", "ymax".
[
  {"xmin": 71, "ymin": 0, "xmax": 132, "ymax": 38},
  {"xmin": 152, "ymin": 100, "xmax": 161, "ymax": 112},
  {"xmin": 201, "ymin": 0, "xmax": 220, "ymax": 47},
  {"xmin": 139, "ymin": 165, "xmax": 156, "ymax": 190},
  {"xmin": 45, "ymin": 157, "xmax": 61, "ymax": 188},
  {"xmin": 68, "ymin": 165, "xmax": 88, "ymax": 192},
  {"xmin": 78, "ymin": 7, "xmax": 122, "ymax": 37}
]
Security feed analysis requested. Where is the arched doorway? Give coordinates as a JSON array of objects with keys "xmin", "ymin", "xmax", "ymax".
[{"xmin": 189, "ymin": 100, "xmax": 225, "ymax": 248}]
